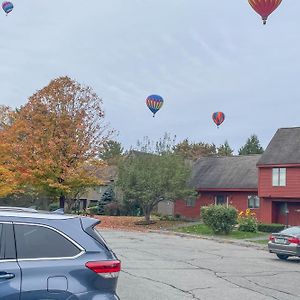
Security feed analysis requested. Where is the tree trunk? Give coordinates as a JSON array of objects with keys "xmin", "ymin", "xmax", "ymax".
[
  {"xmin": 144, "ymin": 211, "xmax": 151, "ymax": 224},
  {"xmin": 59, "ymin": 194, "xmax": 65, "ymax": 209}
]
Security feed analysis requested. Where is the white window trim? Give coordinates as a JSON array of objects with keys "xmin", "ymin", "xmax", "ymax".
[
  {"xmin": 214, "ymin": 195, "xmax": 229, "ymax": 207},
  {"xmin": 272, "ymin": 168, "xmax": 286, "ymax": 187}
]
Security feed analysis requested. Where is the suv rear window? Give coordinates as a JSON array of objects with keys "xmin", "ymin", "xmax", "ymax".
[{"xmin": 15, "ymin": 224, "xmax": 81, "ymax": 259}]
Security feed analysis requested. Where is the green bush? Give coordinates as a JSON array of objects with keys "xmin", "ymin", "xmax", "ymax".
[
  {"xmin": 159, "ymin": 215, "xmax": 180, "ymax": 221},
  {"xmin": 48, "ymin": 202, "xmax": 60, "ymax": 211},
  {"xmin": 87, "ymin": 206, "xmax": 99, "ymax": 215},
  {"xmin": 201, "ymin": 205, "xmax": 237, "ymax": 234},
  {"xmin": 238, "ymin": 209, "xmax": 258, "ymax": 232},
  {"xmin": 258, "ymin": 223, "xmax": 285, "ymax": 233}
]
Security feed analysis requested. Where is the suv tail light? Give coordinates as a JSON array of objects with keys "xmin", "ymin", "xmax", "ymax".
[
  {"xmin": 287, "ymin": 237, "xmax": 300, "ymax": 245},
  {"xmin": 269, "ymin": 235, "xmax": 275, "ymax": 242},
  {"xmin": 86, "ymin": 260, "xmax": 121, "ymax": 279}
]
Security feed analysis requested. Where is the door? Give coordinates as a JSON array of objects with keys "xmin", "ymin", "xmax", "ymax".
[
  {"xmin": 0, "ymin": 223, "xmax": 21, "ymax": 300},
  {"xmin": 14, "ymin": 223, "xmax": 83, "ymax": 300}
]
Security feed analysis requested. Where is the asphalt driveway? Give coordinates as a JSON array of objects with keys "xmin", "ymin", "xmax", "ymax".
[{"xmin": 100, "ymin": 230, "xmax": 300, "ymax": 300}]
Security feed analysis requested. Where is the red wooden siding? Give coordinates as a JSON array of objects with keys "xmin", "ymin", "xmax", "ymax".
[
  {"xmin": 259, "ymin": 167, "xmax": 300, "ymax": 198},
  {"xmin": 174, "ymin": 191, "xmax": 260, "ymax": 220}
]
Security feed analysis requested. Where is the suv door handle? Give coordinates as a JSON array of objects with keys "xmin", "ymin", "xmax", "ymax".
[{"xmin": 0, "ymin": 273, "xmax": 15, "ymax": 280}]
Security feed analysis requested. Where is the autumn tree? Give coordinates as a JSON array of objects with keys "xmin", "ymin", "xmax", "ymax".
[
  {"xmin": 173, "ymin": 139, "xmax": 216, "ymax": 161},
  {"xmin": 2, "ymin": 76, "xmax": 111, "ymax": 209},
  {"xmin": 118, "ymin": 136, "xmax": 194, "ymax": 224},
  {"xmin": 238, "ymin": 134, "xmax": 264, "ymax": 155},
  {"xmin": 0, "ymin": 105, "xmax": 18, "ymax": 197},
  {"xmin": 217, "ymin": 141, "xmax": 234, "ymax": 156}
]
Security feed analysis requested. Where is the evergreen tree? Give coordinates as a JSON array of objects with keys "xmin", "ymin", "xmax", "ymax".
[
  {"xmin": 217, "ymin": 141, "xmax": 234, "ymax": 156},
  {"xmin": 238, "ymin": 134, "xmax": 264, "ymax": 155}
]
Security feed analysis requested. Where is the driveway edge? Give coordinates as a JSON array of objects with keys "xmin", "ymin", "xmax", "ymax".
[{"xmin": 148, "ymin": 230, "xmax": 268, "ymax": 251}]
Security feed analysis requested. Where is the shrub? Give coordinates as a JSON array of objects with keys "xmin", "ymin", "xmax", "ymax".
[
  {"xmin": 258, "ymin": 223, "xmax": 285, "ymax": 233},
  {"xmin": 87, "ymin": 206, "xmax": 99, "ymax": 215},
  {"xmin": 201, "ymin": 205, "xmax": 238, "ymax": 234},
  {"xmin": 238, "ymin": 209, "xmax": 258, "ymax": 232},
  {"xmin": 48, "ymin": 202, "xmax": 60, "ymax": 211},
  {"xmin": 104, "ymin": 202, "xmax": 120, "ymax": 216}
]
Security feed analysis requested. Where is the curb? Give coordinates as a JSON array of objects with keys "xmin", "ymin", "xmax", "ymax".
[{"xmin": 148, "ymin": 230, "xmax": 268, "ymax": 251}]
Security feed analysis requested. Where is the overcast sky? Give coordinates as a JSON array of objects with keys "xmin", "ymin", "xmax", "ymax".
[{"xmin": 1, "ymin": 0, "xmax": 300, "ymax": 153}]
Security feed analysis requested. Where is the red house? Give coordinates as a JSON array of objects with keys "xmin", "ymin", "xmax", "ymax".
[
  {"xmin": 174, "ymin": 127, "xmax": 300, "ymax": 225},
  {"xmin": 257, "ymin": 127, "xmax": 300, "ymax": 226},
  {"xmin": 174, "ymin": 155, "xmax": 261, "ymax": 220}
]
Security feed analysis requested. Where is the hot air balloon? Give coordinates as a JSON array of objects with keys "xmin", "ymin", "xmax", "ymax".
[
  {"xmin": 2, "ymin": 1, "xmax": 13, "ymax": 15},
  {"xmin": 146, "ymin": 95, "xmax": 164, "ymax": 117},
  {"xmin": 248, "ymin": 0, "xmax": 282, "ymax": 25},
  {"xmin": 212, "ymin": 112, "xmax": 225, "ymax": 128}
]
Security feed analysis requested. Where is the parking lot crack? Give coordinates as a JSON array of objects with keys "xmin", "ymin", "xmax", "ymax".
[
  {"xmin": 243, "ymin": 276, "xmax": 299, "ymax": 298},
  {"xmin": 122, "ymin": 270, "xmax": 202, "ymax": 300}
]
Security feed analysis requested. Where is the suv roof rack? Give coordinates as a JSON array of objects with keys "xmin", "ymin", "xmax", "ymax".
[{"xmin": 0, "ymin": 206, "xmax": 38, "ymax": 213}]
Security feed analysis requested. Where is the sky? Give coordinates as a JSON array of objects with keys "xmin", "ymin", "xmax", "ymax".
[{"xmin": 1, "ymin": 0, "xmax": 300, "ymax": 153}]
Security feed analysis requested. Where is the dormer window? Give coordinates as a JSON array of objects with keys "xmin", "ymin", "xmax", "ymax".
[{"xmin": 272, "ymin": 168, "xmax": 286, "ymax": 187}]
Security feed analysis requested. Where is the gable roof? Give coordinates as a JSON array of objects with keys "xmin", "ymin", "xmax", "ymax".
[
  {"xmin": 190, "ymin": 155, "xmax": 261, "ymax": 190},
  {"xmin": 257, "ymin": 127, "xmax": 300, "ymax": 166}
]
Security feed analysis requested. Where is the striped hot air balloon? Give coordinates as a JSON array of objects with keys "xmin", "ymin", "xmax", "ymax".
[
  {"xmin": 2, "ymin": 1, "xmax": 13, "ymax": 15},
  {"xmin": 146, "ymin": 95, "xmax": 164, "ymax": 117},
  {"xmin": 248, "ymin": 0, "xmax": 282, "ymax": 25},
  {"xmin": 212, "ymin": 112, "xmax": 225, "ymax": 128}
]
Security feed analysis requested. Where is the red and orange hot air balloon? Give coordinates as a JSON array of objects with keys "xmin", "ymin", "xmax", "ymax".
[
  {"xmin": 212, "ymin": 112, "xmax": 225, "ymax": 128},
  {"xmin": 248, "ymin": 0, "xmax": 282, "ymax": 25}
]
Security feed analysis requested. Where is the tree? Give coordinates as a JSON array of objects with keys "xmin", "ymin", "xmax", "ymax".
[
  {"xmin": 117, "ymin": 151, "xmax": 194, "ymax": 224},
  {"xmin": 99, "ymin": 140, "xmax": 123, "ymax": 165},
  {"xmin": 1, "ymin": 76, "xmax": 111, "ymax": 209},
  {"xmin": 173, "ymin": 139, "xmax": 216, "ymax": 161},
  {"xmin": 0, "ymin": 106, "xmax": 18, "ymax": 197},
  {"xmin": 217, "ymin": 141, "xmax": 234, "ymax": 156},
  {"xmin": 238, "ymin": 134, "xmax": 264, "ymax": 155},
  {"xmin": 98, "ymin": 185, "xmax": 116, "ymax": 214}
]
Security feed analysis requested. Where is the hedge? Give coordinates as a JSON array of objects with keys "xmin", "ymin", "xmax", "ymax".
[{"xmin": 257, "ymin": 223, "xmax": 285, "ymax": 233}]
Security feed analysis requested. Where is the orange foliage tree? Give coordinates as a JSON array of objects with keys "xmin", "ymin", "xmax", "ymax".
[
  {"xmin": 1, "ymin": 77, "xmax": 111, "ymax": 209},
  {"xmin": 0, "ymin": 105, "xmax": 19, "ymax": 197}
]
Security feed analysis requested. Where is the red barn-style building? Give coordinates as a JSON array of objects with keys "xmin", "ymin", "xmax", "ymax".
[
  {"xmin": 174, "ymin": 127, "xmax": 300, "ymax": 225},
  {"xmin": 174, "ymin": 155, "xmax": 261, "ymax": 220},
  {"xmin": 257, "ymin": 127, "xmax": 300, "ymax": 225}
]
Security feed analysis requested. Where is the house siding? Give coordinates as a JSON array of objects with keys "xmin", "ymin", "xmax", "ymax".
[
  {"xmin": 259, "ymin": 166, "xmax": 300, "ymax": 198},
  {"xmin": 175, "ymin": 191, "xmax": 260, "ymax": 220}
]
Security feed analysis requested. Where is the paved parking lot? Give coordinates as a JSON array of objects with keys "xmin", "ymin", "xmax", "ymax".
[{"xmin": 101, "ymin": 230, "xmax": 300, "ymax": 300}]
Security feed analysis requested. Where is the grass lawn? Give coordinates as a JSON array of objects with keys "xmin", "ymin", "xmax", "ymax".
[
  {"xmin": 250, "ymin": 239, "xmax": 269, "ymax": 245},
  {"xmin": 176, "ymin": 224, "xmax": 269, "ymax": 240}
]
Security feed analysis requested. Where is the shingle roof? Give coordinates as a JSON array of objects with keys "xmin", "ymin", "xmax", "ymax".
[
  {"xmin": 189, "ymin": 155, "xmax": 261, "ymax": 190},
  {"xmin": 257, "ymin": 127, "xmax": 300, "ymax": 165}
]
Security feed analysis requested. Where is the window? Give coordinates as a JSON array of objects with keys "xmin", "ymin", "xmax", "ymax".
[
  {"xmin": 186, "ymin": 198, "xmax": 196, "ymax": 207},
  {"xmin": 215, "ymin": 195, "xmax": 227, "ymax": 206},
  {"xmin": 0, "ymin": 224, "xmax": 16, "ymax": 260},
  {"xmin": 15, "ymin": 224, "xmax": 81, "ymax": 259},
  {"xmin": 272, "ymin": 168, "xmax": 286, "ymax": 186},
  {"xmin": 0, "ymin": 224, "xmax": 3, "ymax": 260},
  {"xmin": 248, "ymin": 195, "xmax": 260, "ymax": 209}
]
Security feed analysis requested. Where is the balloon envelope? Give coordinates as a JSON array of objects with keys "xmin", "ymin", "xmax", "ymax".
[
  {"xmin": 248, "ymin": 0, "xmax": 282, "ymax": 24},
  {"xmin": 146, "ymin": 95, "xmax": 164, "ymax": 117},
  {"xmin": 212, "ymin": 112, "xmax": 225, "ymax": 127},
  {"xmin": 2, "ymin": 1, "xmax": 13, "ymax": 14}
]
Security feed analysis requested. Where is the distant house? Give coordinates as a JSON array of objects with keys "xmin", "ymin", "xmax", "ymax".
[
  {"xmin": 174, "ymin": 155, "xmax": 261, "ymax": 220},
  {"xmin": 257, "ymin": 127, "xmax": 300, "ymax": 225},
  {"xmin": 78, "ymin": 165, "xmax": 118, "ymax": 210},
  {"xmin": 173, "ymin": 127, "xmax": 300, "ymax": 226}
]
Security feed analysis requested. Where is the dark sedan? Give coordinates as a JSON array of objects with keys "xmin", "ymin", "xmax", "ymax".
[{"xmin": 268, "ymin": 226, "xmax": 300, "ymax": 260}]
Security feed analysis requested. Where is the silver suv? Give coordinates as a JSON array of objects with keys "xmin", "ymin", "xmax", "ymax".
[{"xmin": 0, "ymin": 208, "xmax": 120, "ymax": 299}]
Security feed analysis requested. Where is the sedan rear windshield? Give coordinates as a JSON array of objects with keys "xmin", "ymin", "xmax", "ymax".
[{"xmin": 280, "ymin": 227, "xmax": 300, "ymax": 236}]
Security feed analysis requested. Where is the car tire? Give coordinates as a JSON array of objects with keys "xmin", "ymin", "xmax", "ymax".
[{"xmin": 276, "ymin": 254, "xmax": 289, "ymax": 260}]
